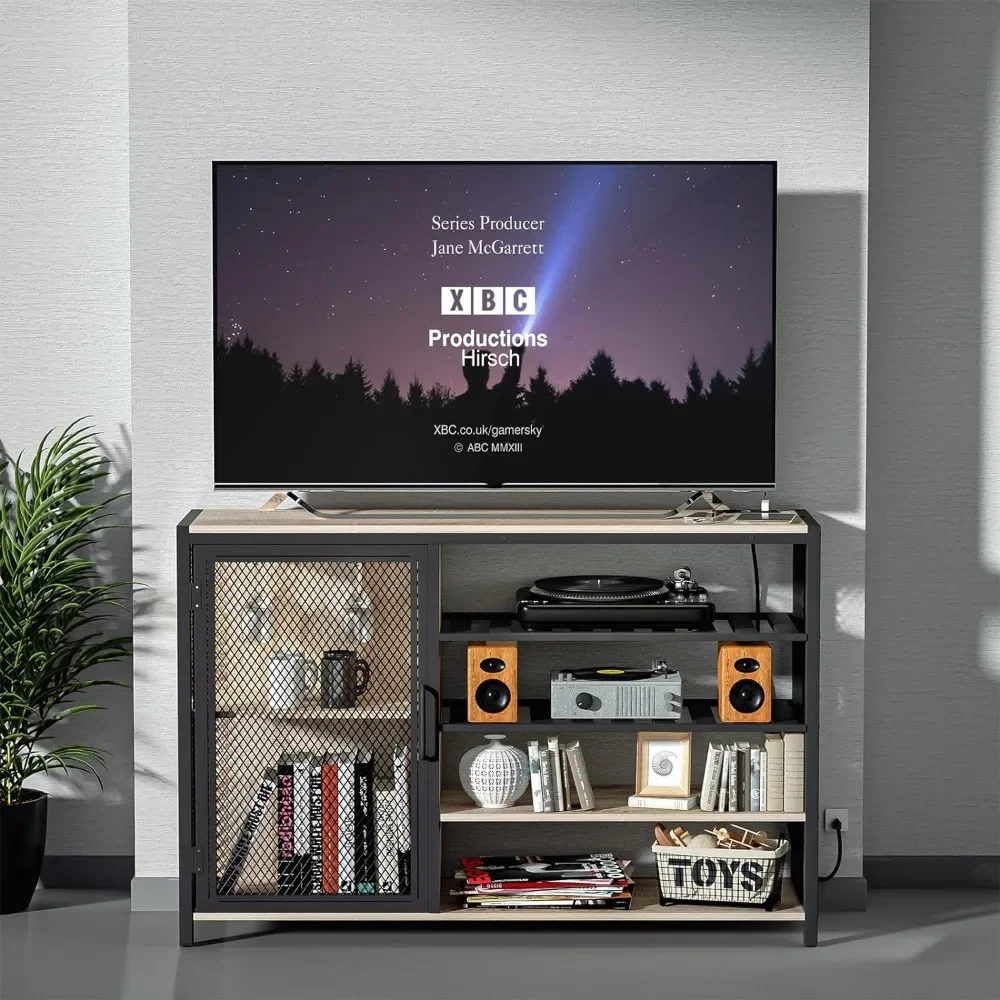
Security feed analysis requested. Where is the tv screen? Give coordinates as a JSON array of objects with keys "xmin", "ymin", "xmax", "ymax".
[{"xmin": 214, "ymin": 161, "xmax": 775, "ymax": 488}]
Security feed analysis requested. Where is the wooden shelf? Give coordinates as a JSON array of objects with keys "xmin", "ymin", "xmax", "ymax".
[
  {"xmin": 441, "ymin": 697, "xmax": 805, "ymax": 733},
  {"xmin": 195, "ymin": 880, "xmax": 803, "ymax": 922},
  {"xmin": 439, "ymin": 786, "xmax": 805, "ymax": 823},
  {"xmin": 214, "ymin": 698, "xmax": 411, "ymax": 721},
  {"xmin": 438, "ymin": 611, "xmax": 806, "ymax": 643}
]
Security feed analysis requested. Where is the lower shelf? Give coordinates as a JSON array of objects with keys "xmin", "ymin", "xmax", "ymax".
[{"xmin": 194, "ymin": 880, "xmax": 803, "ymax": 922}]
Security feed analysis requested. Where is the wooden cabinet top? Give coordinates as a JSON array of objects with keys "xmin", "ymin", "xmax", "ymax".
[{"xmin": 184, "ymin": 508, "xmax": 812, "ymax": 536}]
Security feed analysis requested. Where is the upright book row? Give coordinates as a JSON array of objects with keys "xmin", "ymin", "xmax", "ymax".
[
  {"xmin": 527, "ymin": 737, "xmax": 595, "ymax": 812},
  {"xmin": 218, "ymin": 746, "xmax": 412, "ymax": 896},
  {"xmin": 699, "ymin": 733, "xmax": 805, "ymax": 813}
]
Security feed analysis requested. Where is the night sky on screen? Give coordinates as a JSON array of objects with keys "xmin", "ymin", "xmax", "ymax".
[{"xmin": 214, "ymin": 162, "xmax": 774, "ymax": 394}]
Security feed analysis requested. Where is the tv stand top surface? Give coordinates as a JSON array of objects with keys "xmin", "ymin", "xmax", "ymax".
[{"xmin": 186, "ymin": 508, "xmax": 811, "ymax": 536}]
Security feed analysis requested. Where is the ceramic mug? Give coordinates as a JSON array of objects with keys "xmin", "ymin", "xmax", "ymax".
[
  {"xmin": 267, "ymin": 649, "xmax": 316, "ymax": 710},
  {"xmin": 320, "ymin": 650, "xmax": 371, "ymax": 709}
]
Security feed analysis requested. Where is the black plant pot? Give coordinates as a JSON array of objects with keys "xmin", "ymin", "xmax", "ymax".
[{"xmin": 0, "ymin": 790, "xmax": 48, "ymax": 914}]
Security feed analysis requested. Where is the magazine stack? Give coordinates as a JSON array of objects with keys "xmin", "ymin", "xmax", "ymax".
[{"xmin": 451, "ymin": 853, "xmax": 634, "ymax": 910}]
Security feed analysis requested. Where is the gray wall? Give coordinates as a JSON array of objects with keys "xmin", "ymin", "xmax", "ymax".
[
  {"xmin": 866, "ymin": 1, "xmax": 1000, "ymax": 855},
  {"xmin": 130, "ymin": 0, "xmax": 869, "ymax": 883},
  {"xmin": 0, "ymin": 1, "xmax": 133, "ymax": 857}
]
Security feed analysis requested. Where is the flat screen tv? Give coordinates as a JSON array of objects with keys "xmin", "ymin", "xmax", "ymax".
[{"xmin": 214, "ymin": 161, "xmax": 776, "ymax": 489}]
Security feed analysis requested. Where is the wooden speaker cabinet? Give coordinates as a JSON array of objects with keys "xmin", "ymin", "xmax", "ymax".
[
  {"xmin": 466, "ymin": 642, "xmax": 518, "ymax": 723},
  {"xmin": 717, "ymin": 642, "xmax": 772, "ymax": 723}
]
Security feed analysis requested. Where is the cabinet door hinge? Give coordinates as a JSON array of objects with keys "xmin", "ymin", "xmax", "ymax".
[
  {"xmin": 189, "ymin": 582, "xmax": 201, "ymax": 610},
  {"xmin": 184, "ymin": 846, "xmax": 205, "ymax": 874}
]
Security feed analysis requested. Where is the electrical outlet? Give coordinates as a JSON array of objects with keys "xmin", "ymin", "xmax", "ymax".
[{"xmin": 824, "ymin": 808, "xmax": 848, "ymax": 832}]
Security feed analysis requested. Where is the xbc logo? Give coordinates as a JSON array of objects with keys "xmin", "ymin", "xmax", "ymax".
[{"xmin": 441, "ymin": 286, "xmax": 536, "ymax": 317}]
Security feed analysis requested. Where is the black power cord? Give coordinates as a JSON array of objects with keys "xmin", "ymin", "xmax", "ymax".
[
  {"xmin": 750, "ymin": 543, "xmax": 761, "ymax": 628},
  {"xmin": 819, "ymin": 818, "xmax": 844, "ymax": 882}
]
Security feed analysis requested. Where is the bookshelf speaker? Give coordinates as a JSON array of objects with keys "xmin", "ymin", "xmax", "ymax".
[
  {"xmin": 467, "ymin": 642, "xmax": 518, "ymax": 723},
  {"xmin": 717, "ymin": 642, "xmax": 772, "ymax": 723}
]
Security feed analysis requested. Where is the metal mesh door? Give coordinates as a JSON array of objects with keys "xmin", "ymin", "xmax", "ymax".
[{"xmin": 209, "ymin": 557, "xmax": 417, "ymax": 899}]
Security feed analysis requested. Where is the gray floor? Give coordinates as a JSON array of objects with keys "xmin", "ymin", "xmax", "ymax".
[{"xmin": 1, "ymin": 890, "xmax": 997, "ymax": 1000}]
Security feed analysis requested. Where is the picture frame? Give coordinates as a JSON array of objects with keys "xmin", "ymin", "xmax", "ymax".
[{"xmin": 635, "ymin": 731, "xmax": 693, "ymax": 797}]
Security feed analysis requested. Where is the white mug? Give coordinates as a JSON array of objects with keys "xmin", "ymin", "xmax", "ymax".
[{"xmin": 267, "ymin": 649, "xmax": 315, "ymax": 710}]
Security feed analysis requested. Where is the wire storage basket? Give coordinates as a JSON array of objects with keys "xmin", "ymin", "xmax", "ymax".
[{"xmin": 653, "ymin": 839, "xmax": 788, "ymax": 910}]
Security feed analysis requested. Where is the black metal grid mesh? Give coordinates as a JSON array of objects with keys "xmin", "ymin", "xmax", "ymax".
[{"xmin": 210, "ymin": 558, "xmax": 416, "ymax": 897}]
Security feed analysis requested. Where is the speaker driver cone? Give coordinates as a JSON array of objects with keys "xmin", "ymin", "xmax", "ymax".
[
  {"xmin": 475, "ymin": 678, "xmax": 512, "ymax": 715},
  {"xmin": 729, "ymin": 678, "xmax": 766, "ymax": 714}
]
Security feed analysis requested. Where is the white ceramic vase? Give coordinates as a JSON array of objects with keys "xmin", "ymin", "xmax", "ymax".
[{"xmin": 459, "ymin": 734, "xmax": 530, "ymax": 809}]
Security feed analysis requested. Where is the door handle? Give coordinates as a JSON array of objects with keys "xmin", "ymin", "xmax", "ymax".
[{"xmin": 422, "ymin": 685, "xmax": 440, "ymax": 762}]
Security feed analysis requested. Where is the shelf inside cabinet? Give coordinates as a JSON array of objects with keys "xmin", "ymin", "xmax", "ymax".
[
  {"xmin": 437, "ymin": 611, "xmax": 806, "ymax": 643},
  {"xmin": 214, "ymin": 697, "xmax": 412, "ymax": 721},
  {"xmin": 440, "ymin": 697, "xmax": 805, "ymax": 733},
  {"xmin": 439, "ymin": 786, "xmax": 806, "ymax": 823}
]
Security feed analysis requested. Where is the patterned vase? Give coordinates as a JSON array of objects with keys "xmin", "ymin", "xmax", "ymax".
[{"xmin": 459, "ymin": 734, "xmax": 530, "ymax": 809}]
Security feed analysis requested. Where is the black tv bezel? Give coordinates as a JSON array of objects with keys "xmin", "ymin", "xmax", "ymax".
[{"xmin": 212, "ymin": 159, "xmax": 778, "ymax": 491}]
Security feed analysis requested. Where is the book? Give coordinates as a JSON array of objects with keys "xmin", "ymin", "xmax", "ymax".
[
  {"xmin": 699, "ymin": 742, "xmax": 724, "ymax": 811},
  {"xmin": 292, "ymin": 761, "xmax": 311, "ymax": 893},
  {"xmin": 393, "ymin": 745, "xmax": 411, "ymax": 894},
  {"xmin": 718, "ymin": 747, "xmax": 731, "ymax": 812},
  {"xmin": 309, "ymin": 763, "xmax": 323, "ymax": 893},
  {"xmin": 217, "ymin": 776, "xmax": 275, "ymax": 895},
  {"xmin": 547, "ymin": 736, "xmax": 565, "ymax": 811},
  {"xmin": 749, "ymin": 747, "xmax": 761, "ymax": 812},
  {"xmin": 527, "ymin": 740, "xmax": 544, "ymax": 813},
  {"xmin": 321, "ymin": 759, "xmax": 339, "ymax": 893},
  {"xmin": 764, "ymin": 733, "xmax": 784, "ymax": 811},
  {"xmin": 276, "ymin": 762, "xmax": 295, "ymax": 894},
  {"xmin": 627, "ymin": 792, "xmax": 698, "ymax": 810},
  {"xmin": 783, "ymin": 733, "xmax": 805, "ymax": 811},
  {"xmin": 760, "ymin": 748, "xmax": 768, "ymax": 811},
  {"xmin": 354, "ymin": 748, "xmax": 376, "ymax": 893},
  {"xmin": 538, "ymin": 748, "xmax": 555, "ymax": 812},
  {"xmin": 736, "ymin": 740, "xmax": 751, "ymax": 810},
  {"xmin": 728, "ymin": 744, "xmax": 739, "ymax": 811},
  {"xmin": 560, "ymin": 748, "xmax": 573, "ymax": 810},
  {"xmin": 565, "ymin": 740, "xmax": 595, "ymax": 811},
  {"xmin": 374, "ymin": 785, "xmax": 400, "ymax": 893},
  {"xmin": 337, "ymin": 754, "xmax": 356, "ymax": 892}
]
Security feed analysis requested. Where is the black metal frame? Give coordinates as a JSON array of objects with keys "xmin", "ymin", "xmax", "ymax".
[{"xmin": 178, "ymin": 510, "xmax": 819, "ymax": 946}]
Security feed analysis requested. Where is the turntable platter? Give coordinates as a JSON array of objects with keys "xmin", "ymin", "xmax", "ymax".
[{"xmin": 529, "ymin": 575, "xmax": 670, "ymax": 602}]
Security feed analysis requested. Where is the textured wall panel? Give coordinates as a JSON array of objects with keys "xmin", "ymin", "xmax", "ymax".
[
  {"xmin": 129, "ymin": 0, "xmax": 868, "ymax": 877},
  {"xmin": 0, "ymin": 1, "xmax": 132, "ymax": 855}
]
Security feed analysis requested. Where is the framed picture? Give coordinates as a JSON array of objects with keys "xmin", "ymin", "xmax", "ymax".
[{"xmin": 635, "ymin": 731, "xmax": 693, "ymax": 798}]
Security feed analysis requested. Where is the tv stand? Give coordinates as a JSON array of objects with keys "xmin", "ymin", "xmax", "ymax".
[
  {"xmin": 662, "ymin": 489, "xmax": 733, "ymax": 517},
  {"xmin": 177, "ymin": 508, "xmax": 820, "ymax": 946}
]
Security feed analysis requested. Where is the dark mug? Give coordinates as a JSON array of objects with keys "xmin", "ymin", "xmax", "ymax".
[{"xmin": 320, "ymin": 650, "xmax": 371, "ymax": 709}]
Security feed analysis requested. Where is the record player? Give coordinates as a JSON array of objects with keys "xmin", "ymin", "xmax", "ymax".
[
  {"xmin": 516, "ymin": 569, "xmax": 714, "ymax": 631},
  {"xmin": 550, "ymin": 661, "xmax": 683, "ymax": 720}
]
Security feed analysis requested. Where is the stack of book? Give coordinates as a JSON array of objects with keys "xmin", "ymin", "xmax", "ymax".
[
  {"xmin": 527, "ymin": 737, "xmax": 595, "ymax": 811},
  {"xmin": 452, "ymin": 854, "xmax": 634, "ymax": 910},
  {"xmin": 697, "ymin": 733, "xmax": 804, "ymax": 813},
  {"xmin": 218, "ymin": 745, "xmax": 412, "ymax": 895}
]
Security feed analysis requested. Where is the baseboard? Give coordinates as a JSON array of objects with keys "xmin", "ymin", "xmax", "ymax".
[
  {"xmin": 818, "ymin": 876, "xmax": 867, "ymax": 911},
  {"xmin": 865, "ymin": 855, "xmax": 999, "ymax": 889},
  {"xmin": 131, "ymin": 876, "xmax": 179, "ymax": 911},
  {"xmin": 41, "ymin": 855, "xmax": 134, "ymax": 890}
]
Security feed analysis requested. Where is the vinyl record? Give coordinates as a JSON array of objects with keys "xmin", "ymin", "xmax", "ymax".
[
  {"xmin": 529, "ymin": 576, "xmax": 670, "ymax": 602},
  {"xmin": 567, "ymin": 668, "xmax": 658, "ymax": 681}
]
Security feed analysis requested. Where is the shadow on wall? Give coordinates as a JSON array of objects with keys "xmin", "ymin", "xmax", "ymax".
[{"xmin": 866, "ymin": 0, "xmax": 1000, "ymax": 855}]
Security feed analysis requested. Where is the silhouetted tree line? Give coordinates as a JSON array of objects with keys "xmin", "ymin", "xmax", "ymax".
[{"xmin": 214, "ymin": 334, "xmax": 774, "ymax": 485}]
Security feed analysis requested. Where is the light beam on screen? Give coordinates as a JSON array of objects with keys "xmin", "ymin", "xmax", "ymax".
[{"xmin": 520, "ymin": 165, "xmax": 621, "ymax": 338}]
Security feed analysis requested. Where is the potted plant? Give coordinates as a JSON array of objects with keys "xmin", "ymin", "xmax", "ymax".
[{"xmin": 0, "ymin": 422, "xmax": 130, "ymax": 913}]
